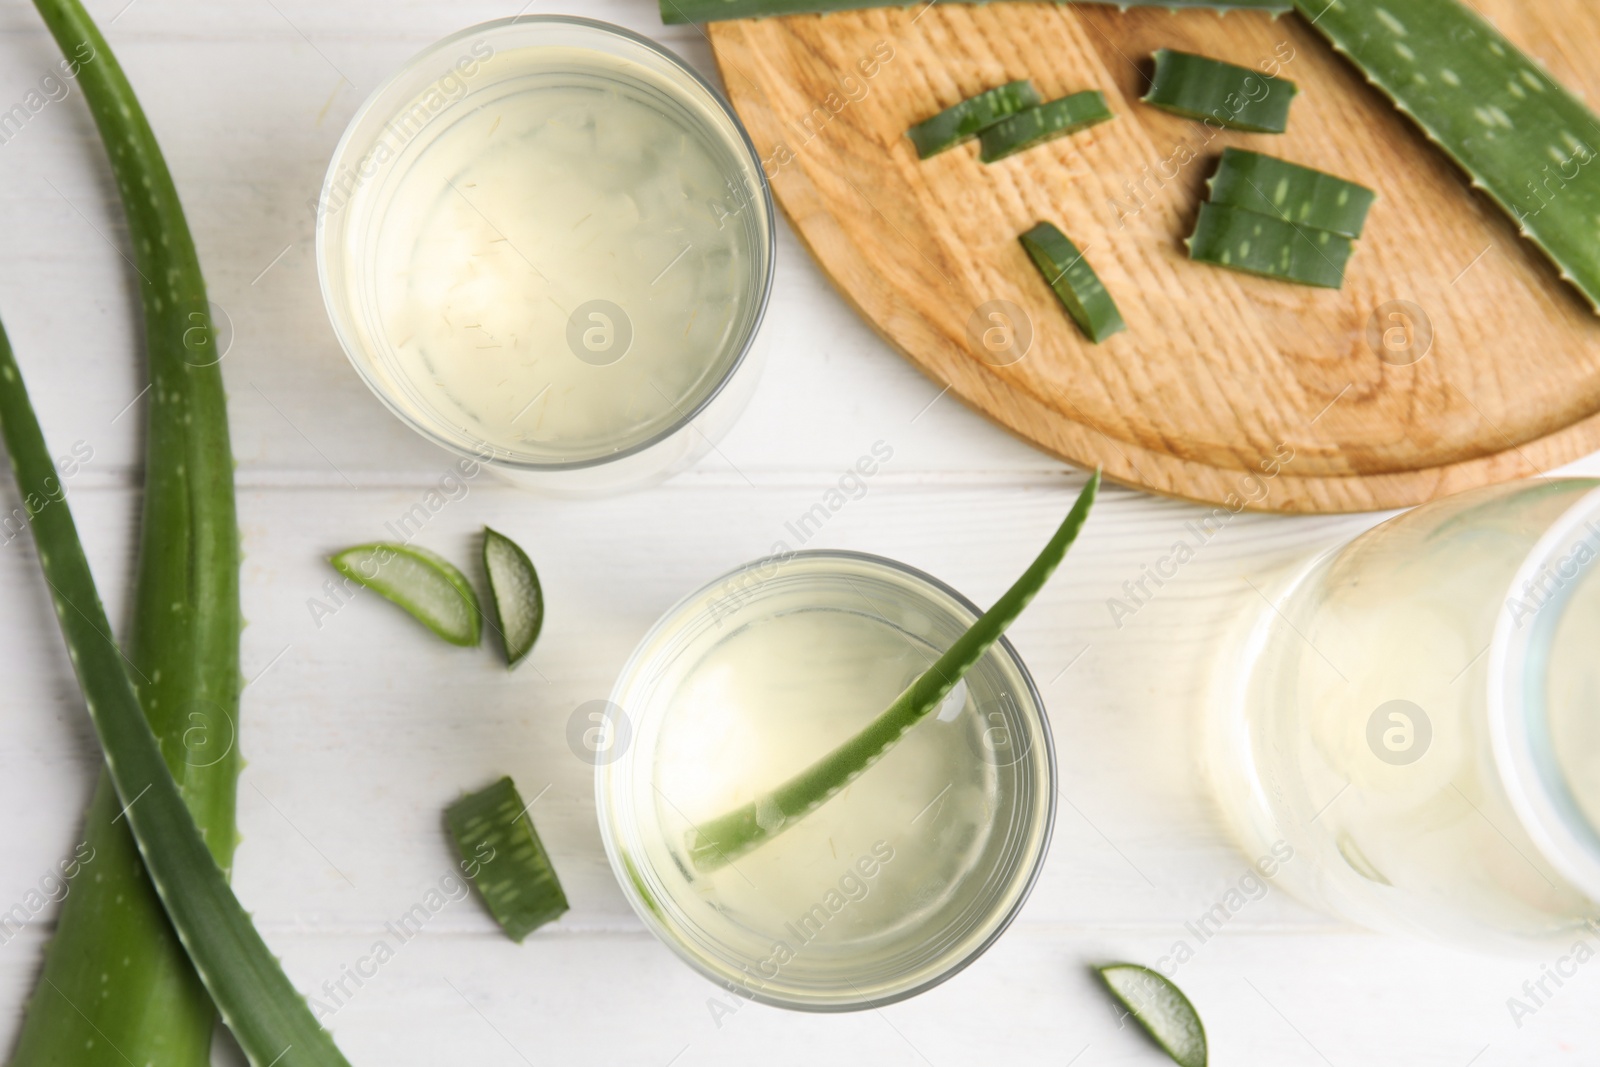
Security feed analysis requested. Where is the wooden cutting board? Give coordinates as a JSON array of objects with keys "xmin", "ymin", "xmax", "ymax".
[{"xmin": 706, "ymin": 2, "xmax": 1600, "ymax": 513}]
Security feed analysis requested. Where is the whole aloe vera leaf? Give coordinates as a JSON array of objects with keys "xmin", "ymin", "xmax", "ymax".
[
  {"xmin": 686, "ymin": 472, "xmax": 1100, "ymax": 872},
  {"xmin": 661, "ymin": 0, "xmax": 1290, "ymax": 25},
  {"xmin": 1295, "ymin": 0, "xmax": 1600, "ymax": 309},
  {"xmin": 1188, "ymin": 201, "xmax": 1354, "ymax": 288},
  {"xmin": 13, "ymin": 0, "xmax": 242, "ymax": 1064},
  {"xmin": 0, "ymin": 318, "xmax": 354, "ymax": 1066},
  {"xmin": 1208, "ymin": 147, "xmax": 1376, "ymax": 238}
]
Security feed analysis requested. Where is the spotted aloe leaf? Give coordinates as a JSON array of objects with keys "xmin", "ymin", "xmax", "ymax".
[
  {"xmin": 1294, "ymin": 0, "xmax": 1600, "ymax": 310},
  {"xmin": 660, "ymin": 0, "xmax": 1290, "ymax": 24}
]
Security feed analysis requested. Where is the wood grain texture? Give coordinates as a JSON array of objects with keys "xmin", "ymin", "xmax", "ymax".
[{"xmin": 708, "ymin": 1, "xmax": 1600, "ymax": 513}]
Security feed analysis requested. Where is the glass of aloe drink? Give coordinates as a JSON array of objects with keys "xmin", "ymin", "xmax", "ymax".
[
  {"xmin": 1208, "ymin": 480, "xmax": 1600, "ymax": 953},
  {"xmin": 597, "ymin": 551, "xmax": 1057, "ymax": 1009},
  {"xmin": 317, "ymin": 17, "xmax": 774, "ymax": 495}
]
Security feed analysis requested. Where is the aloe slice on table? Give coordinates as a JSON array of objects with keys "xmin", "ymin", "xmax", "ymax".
[
  {"xmin": 331, "ymin": 542, "xmax": 482, "ymax": 647},
  {"xmin": 447, "ymin": 776, "xmax": 570, "ymax": 941},
  {"xmin": 908, "ymin": 80, "xmax": 1042, "ymax": 159},
  {"xmin": 1019, "ymin": 222, "xmax": 1126, "ymax": 343},
  {"xmin": 978, "ymin": 90, "xmax": 1114, "ymax": 163},
  {"xmin": 482, "ymin": 526, "xmax": 544, "ymax": 668},
  {"xmin": 686, "ymin": 472, "xmax": 1100, "ymax": 872},
  {"xmin": 1188, "ymin": 201, "xmax": 1353, "ymax": 288},
  {"xmin": 1097, "ymin": 963, "xmax": 1207, "ymax": 1067},
  {"xmin": 1293, "ymin": 0, "xmax": 1600, "ymax": 310},
  {"xmin": 0, "ymin": 320, "xmax": 353, "ymax": 1066},
  {"xmin": 1209, "ymin": 147, "xmax": 1376, "ymax": 238},
  {"xmin": 1143, "ymin": 48, "xmax": 1297, "ymax": 133},
  {"xmin": 660, "ymin": 0, "xmax": 1291, "ymax": 24},
  {"xmin": 12, "ymin": 1, "xmax": 244, "ymax": 1064}
]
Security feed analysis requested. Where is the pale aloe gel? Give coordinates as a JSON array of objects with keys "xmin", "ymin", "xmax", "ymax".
[
  {"xmin": 331, "ymin": 542, "xmax": 483, "ymax": 646},
  {"xmin": 1098, "ymin": 963, "xmax": 1207, "ymax": 1067}
]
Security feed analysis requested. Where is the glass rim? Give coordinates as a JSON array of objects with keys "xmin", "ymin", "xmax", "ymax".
[
  {"xmin": 596, "ymin": 548, "xmax": 1058, "ymax": 1012},
  {"xmin": 1489, "ymin": 480, "xmax": 1600, "ymax": 903},
  {"xmin": 314, "ymin": 14, "xmax": 776, "ymax": 473}
]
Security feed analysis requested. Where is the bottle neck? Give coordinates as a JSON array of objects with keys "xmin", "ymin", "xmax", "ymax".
[{"xmin": 1491, "ymin": 486, "xmax": 1600, "ymax": 903}]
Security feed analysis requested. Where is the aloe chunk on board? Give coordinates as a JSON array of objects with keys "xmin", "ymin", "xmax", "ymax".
[
  {"xmin": 659, "ymin": 0, "xmax": 1291, "ymax": 24},
  {"xmin": 1143, "ymin": 48, "xmax": 1297, "ymax": 133},
  {"xmin": 1209, "ymin": 147, "xmax": 1376, "ymax": 237},
  {"xmin": 1294, "ymin": 0, "xmax": 1600, "ymax": 310},
  {"xmin": 1188, "ymin": 201, "xmax": 1353, "ymax": 288},
  {"xmin": 979, "ymin": 91, "xmax": 1115, "ymax": 163},
  {"xmin": 908, "ymin": 80, "xmax": 1041, "ymax": 159},
  {"xmin": 1019, "ymin": 222, "xmax": 1126, "ymax": 342}
]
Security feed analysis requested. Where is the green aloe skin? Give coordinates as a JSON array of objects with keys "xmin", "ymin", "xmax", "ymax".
[
  {"xmin": 687, "ymin": 472, "xmax": 1100, "ymax": 871},
  {"xmin": 12, "ymin": 1, "xmax": 240, "ymax": 1064},
  {"xmin": 660, "ymin": 0, "xmax": 1290, "ymax": 24},
  {"xmin": 1295, "ymin": 0, "xmax": 1600, "ymax": 309}
]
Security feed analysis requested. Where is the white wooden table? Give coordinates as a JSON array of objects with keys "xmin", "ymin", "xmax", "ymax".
[{"xmin": 1, "ymin": 2, "xmax": 1596, "ymax": 1063}]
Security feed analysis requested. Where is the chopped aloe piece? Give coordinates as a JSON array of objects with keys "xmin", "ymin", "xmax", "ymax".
[
  {"xmin": 1097, "ymin": 963, "xmax": 1207, "ymax": 1067},
  {"xmin": 1188, "ymin": 201, "xmax": 1353, "ymax": 288},
  {"xmin": 1209, "ymin": 147, "xmax": 1376, "ymax": 238},
  {"xmin": 482, "ymin": 526, "xmax": 544, "ymax": 668},
  {"xmin": 660, "ymin": 0, "xmax": 1291, "ymax": 24},
  {"xmin": 330, "ymin": 542, "xmax": 482, "ymax": 647},
  {"xmin": 1295, "ymin": 0, "xmax": 1600, "ymax": 311},
  {"xmin": 1143, "ymin": 48, "xmax": 1297, "ymax": 133},
  {"xmin": 908, "ymin": 80, "xmax": 1043, "ymax": 159},
  {"xmin": 1019, "ymin": 222, "xmax": 1126, "ymax": 343},
  {"xmin": 979, "ymin": 90, "xmax": 1114, "ymax": 163},
  {"xmin": 447, "ymin": 776, "xmax": 569, "ymax": 941}
]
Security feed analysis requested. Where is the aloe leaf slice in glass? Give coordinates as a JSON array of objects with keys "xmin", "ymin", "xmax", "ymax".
[{"xmin": 686, "ymin": 471, "xmax": 1100, "ymax": 871}]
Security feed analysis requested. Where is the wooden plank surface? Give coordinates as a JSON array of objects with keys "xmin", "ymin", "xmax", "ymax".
[
  {"xmin": 0, "ymin": 1, "xmax": 1596, "ymax": 1064},
  {"xmin": 709, "ymin": 1, "xmax": 1600, "ymax": 512}
]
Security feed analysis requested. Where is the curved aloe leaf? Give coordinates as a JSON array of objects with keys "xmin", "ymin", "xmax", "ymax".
[
  {"xmin": 14, "ymin": 1, "xmax": 242, "ymax": 1063},
  {"xmin": 1295, "ymin": 0, "xmax": 1600, "ymax": 310},
  {"xmin": 0, "ymin": 320, "xmax": 353, "ymax": 1067},
  {"xmin": 686, "ymin": 471, "xmax": 1100, "ymax": 871}
]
